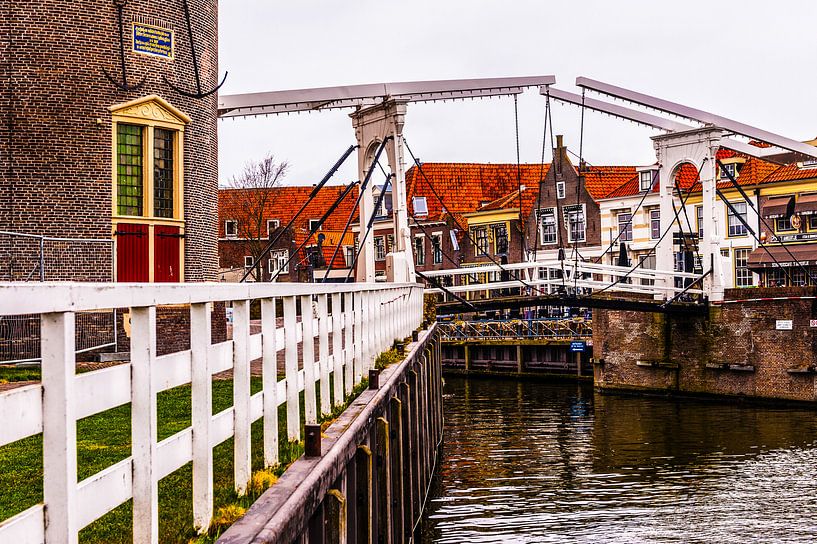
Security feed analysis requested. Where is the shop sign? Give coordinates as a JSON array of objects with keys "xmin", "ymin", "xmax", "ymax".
[
  {"xmin": 776, "ymin": 319, "xmax": 793, "ymax": 330},
  {"xmin": 133, "ymin": 23, "xmax": 174, "ymax": 59},
  {"xmin": 570, "ymin": 341, "xmax": 586, "ymax": 352}
]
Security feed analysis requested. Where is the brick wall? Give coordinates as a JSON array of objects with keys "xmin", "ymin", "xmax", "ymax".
[
  {"xmin": 1, "ymin": 0, "xmax": 219, "ymax": 281},
  {"xmin": 594, "ymin": 287, "xmax": 817, "ymax": 403},
  {"xmin": 116, "ymin": 302, "xmax": 228, "ymax": 356}
]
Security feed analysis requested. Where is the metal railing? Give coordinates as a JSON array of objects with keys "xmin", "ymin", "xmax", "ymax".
[
  {"xmin": 421, "ymin": 259, "xmax": 706, "ymax": 300},
  {"xmin": 0, "ymin": 311, "xmax": 117, "ymax": 365},
  {"xmin": 0, "ymin": 230, "xmax": 114, "ymax": 282},
  {"xmin": 437, "ymin": 318, "xmax": 592, "ymax": 341},
  {"xmin": 0, "ymin": 281, "xmax": 424, "ymax": 543}
]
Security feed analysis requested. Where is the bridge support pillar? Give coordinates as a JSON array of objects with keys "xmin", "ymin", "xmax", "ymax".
[
  {"xmin": 653, "ymin": 127, "xmax": 725, "ymax": 302},
  {"xmin": 351, "ymin": 100, "xmax": 415, "ymax": 283}
]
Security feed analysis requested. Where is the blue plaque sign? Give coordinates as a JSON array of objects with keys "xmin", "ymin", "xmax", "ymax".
[
  {"xmin": 569, "ymin": 341, "xmax": 586, "ymax": 352},
  {"xmin": 133, "ymin": 23, "xmax": 174, "ymax": 59}
]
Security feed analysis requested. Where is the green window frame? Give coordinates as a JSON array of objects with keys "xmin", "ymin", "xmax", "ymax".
[{"xmin": 116, "ymin": 124, "xmax": 144, "ymax": 216}]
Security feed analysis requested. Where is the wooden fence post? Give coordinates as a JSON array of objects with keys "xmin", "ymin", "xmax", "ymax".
[
  {"xmin": 331, "ymin": 293, "xmax": 344, "ymax": 407},
  {"xmin": 318, "ymin": 294, "xmax": 331, "ymax": 417},
  {"xmin": 284, "ymin": 296, "xmax": 301, "ymax": 441},
  {"xmin": 42, "ymin": 311, "xmax": 78, "ymax": 544},
  {"xmin": 302, "ymin": 294, "xmax": 318, "ymax": 425},
  {"xmin": 233, "ymin": 299, "xmax": 251, "ymax": 495},
  {"xmin": 191, "ymin": 302, "xmax": 213, "ymax": 533},
  {"xmin": 261, "ymin": 297, "xmax": 279, "ymax": 467}
]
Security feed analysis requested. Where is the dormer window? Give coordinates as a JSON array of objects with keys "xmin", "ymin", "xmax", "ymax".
[
  {"xmin": 413, "ymin": 196, "xmax": 428, "ymax": 216},
  {"xmin": 308, "ymin": 219, "xmax": 322, "ymax": 232},
  {"xmin": 267, "ymin": 219, "xmax": 280, "ymax": 236},
  {"xmin": 556, "ymin": 181, "xmax": 566, "ymax": 200},
  {"xmin": 639, "ymin": 171, "xmax": 654, "ymax": 192},
  {"xmin": 225, "ymin": 220, "xmax": 237, "ymax": 238},
  {"xmin": 720, "ymin": 163, "xmax": 737, "ymax": 180}
]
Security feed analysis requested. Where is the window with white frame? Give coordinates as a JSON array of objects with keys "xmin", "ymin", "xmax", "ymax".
[
  {"xmin": 617, "ymin": 212, "xmax": 633, "ymax": 241},
  {"xmin": 640, "ymin": 170, "xmax": 654, "ymax": 192},
  {"xmin": 650, "ymin": 209, "xmax": 660, "ymax": 239},
  {"xmin": 345, "ymin": 246, "xmax": 355, "ymax": 268},
  {"xmin": 538, "ymin": 208, "xmax": 557, "ymax": 244},
  {"xmin": 734, "ymin": 248, "xmax": 752, "ymax": 287},
  {"xmin": 431, "ymin": 233, "xmax": 443, "ymax": 264},
  {"xmin": 414, "ymin": 235, "xmax": 426, "ymax": 265},
  {"xmin": 556, "ymin": 181, "xmax": 566, "ymax": 200},
  {"xmin": 413, "ymin": 196, "xmax": 428, "ymax": 216},
  {"xmin": 696, "ymin": 206, "xmax": 703, "ymax": 239},
  {"xmin": 720, "ymin": 162, "xmax": 737, "ymax": 180},
  {"xmin": 727, "ymin": 201, "xmax": 748, "ymax": 237},
  {"xmin": 565, "ymin": 206, "xmax": 585, "ymax": 243},
  {"xmin": 308, "ymin": 219, "xmax": 322, "ymax": 232},
  {"xmin": 374, "ymin": 236, "xmax": 386, "ymax": 261},
  {"xmin": 267, "ymin": 219, "xmax": 280, "ymax": 237},
  {"xmin": 225, "ymin": 220, "xmax": 238, "ymax": 238},
  {"xmin": 268, "ymin": 249, "xmax": 288, "ymax": 275},
  {"xmin": 244, "ymin": 255, "xmax": 254, "ymax": 268}
]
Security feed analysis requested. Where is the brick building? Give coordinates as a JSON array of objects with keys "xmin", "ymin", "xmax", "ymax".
[
  {"xmin": 2, "ymin": 0, "xmax": 220, "ymax": 282},
  {"xmin": 218, "ymin": 184, "xmax": 359, "ymax": 282}
]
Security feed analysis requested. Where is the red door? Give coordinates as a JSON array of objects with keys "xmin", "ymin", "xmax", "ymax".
[
  {"xmin": 115, "ymin": 223, "xmax": 149, "ymax": 282},
  {"xmin": 154, "ymin": 225, "xmax": 182, "ymax": 282}
]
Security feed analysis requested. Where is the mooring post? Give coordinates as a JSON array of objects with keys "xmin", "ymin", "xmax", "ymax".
[
  {"xmin": 389, "ymin": 396, "xmax": 404, "ymax": 542},
  {"xmin": 355, "ymin": 445, "xmax": 373, "ymax": 544},
  {"xmin": 305, "ymin": 424, "xmax": 322, "ymax": 457},
  {"xmin": 325, "ymin": 489, "xmax": 347, "ymax": 544},
  {"xmin": 516, "ymin": 344, "xmax": 523, "ymax": 374},
  {"xmin": 375, "ymin": 417, "xmax": 392, "ymax": 544},
  {"xmin": 369, "ymin": 368, "xmax": 380, "ymax": 389}
]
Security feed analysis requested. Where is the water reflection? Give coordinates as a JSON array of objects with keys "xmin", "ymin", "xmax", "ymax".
[{"xmin": 420, "ymin": 377, "xmax": 817, "ymax": 543}]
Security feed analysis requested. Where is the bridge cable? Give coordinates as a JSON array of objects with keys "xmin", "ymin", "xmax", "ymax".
[
  {"xmin": 344, "ymin": 171, "xmax": 395, "ymax": 281},
  {"xmin": 269, "ymin": 180, "xmax": 359, "ymax": 282},
  {"xmin": 717, "ymin": 159, "xmax": 816, "ymax": 285},
  {"xmin": 321, "ymin": 141, "xmax": 394, "ymax": 280},
  {"xmin": 240, "ymin": 143, "xmax": 358, "ymax": 282},
  {"xmin": 532, "ymin": 89, "xmax": 553, "ymax": 263},
  {"xmin": 592, "ymin": 169, "xmax": 658, "ymax": 265},
  {"xmin": 403, "ymin": 138, "xmax": 546, "ymax": 296},
  {"xmin": 571, "ymin": 89, "xmax": 587, "ymax": 293},
  {"xmin": 513, "ymin": 95, "xmax": 526, "ymax": 257},
  {"xmin": 589, "ymin": 159, "xmax": 710, "ymax": 298}
]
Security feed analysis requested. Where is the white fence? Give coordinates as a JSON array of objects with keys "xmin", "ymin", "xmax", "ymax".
[
  {"xmin": 422, "ymin": 259, "xmax": 705, "ymax": 300},
  {"xmin": 0, "ymin": 281, "xmax": 423, "ymax": 544}
]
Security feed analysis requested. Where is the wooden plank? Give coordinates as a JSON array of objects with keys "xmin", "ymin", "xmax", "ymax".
[
  {"xmin": 283, "ymin": 296, "xmax": 300, "ymax": 441},
  {"xmin": 301, "ymin": 294, "xmax": 317, "ymax": 425},
  {"xmin": 233, "ymin": 300, "xmax": 252, "ymax": 496},
  {"xmin": 343, "ymin": 292, "xmax": 354, "ymax": 396},
  {"xmin": 74, "ymin": 364, "xmax": 131, "ymax": 420},
  {"xmin": 76, "ymin": 458, "xmax": 133, "ymax": 529},
  {"xmin": 331, "ymin": 293, "xmax": 344, "ymax": 407},
  {"xmin": 211, "ymin": 408, "xmax": 235, "ymax": 447},
  {"xmin": 130, "ymin": 306, "xmax": 159, "ymax": 543},
  {"xmin": 261, "ymin": 297, "xmax": 279, "ymax": 467},
  {"xmin": 156, "ymin": 427, "xmax": 193, "ymax": 479},
  {"xmin": 154, "ymin": 349, "xmax": 192, "ymax": 392},
  {"xmin": 0, "ymin": 384, "xmax": 43, "ymax": 446},
  {"xmin": 209, "ymin": 340, "xmax": 234, "ymax": 375},
  {"xmin": 317, "ymin": 294, "xmax": 331, "ymax": 417},
  {"xmin": 0, "ymin": 503, "xmax": 45, "ymax": 544},
  {"xmin": 190, "ymin": 302, "xmax": 213, "ymax": 534},
  {"xmin": 41, "ymin": 311, "xmax": 79, "ymax": 544}
]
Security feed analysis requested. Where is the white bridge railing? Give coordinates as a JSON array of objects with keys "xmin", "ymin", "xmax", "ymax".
[
  {"xmin": 0, "ymin": 281, "xmax": 423, "ymax": 544},
  {"xmin": 422, "ymin": 259, "xmax": 705, "ymax": 300}
]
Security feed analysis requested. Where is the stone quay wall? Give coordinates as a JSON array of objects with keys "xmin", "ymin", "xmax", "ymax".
[{"xmin": 594, "ymin": 287, "xmax": 817, "ymax": 404}]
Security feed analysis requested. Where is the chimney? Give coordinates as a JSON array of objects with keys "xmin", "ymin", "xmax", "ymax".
[{"xmin": 556, "ymin": 134, "xmax": 564, "ymax": 149}]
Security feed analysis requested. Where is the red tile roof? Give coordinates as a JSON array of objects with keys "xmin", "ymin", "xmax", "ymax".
[
  {"xmin": 760, "ymin": 163, "xmax": 817, "ymax": 184},
  {"xmin": 218, "ymin": 184, "xmax": 360, "ymax": 238},
  {"xmin": 581, "ymin": 166, "xmax": 638, "ymax": 199},
  {"xmin": 406, "ymin": 163, "xmax": 550, "ymax": 226}
]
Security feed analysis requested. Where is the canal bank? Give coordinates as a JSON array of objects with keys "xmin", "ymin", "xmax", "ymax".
[{"xmin": 420, "ymin": 376, "xmax": 817, "ymax": 543}]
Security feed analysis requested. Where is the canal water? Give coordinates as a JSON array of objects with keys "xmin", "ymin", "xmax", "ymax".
[{"xmin": 419, "ymin": 377, "xmax": 817, "ymax": 543}]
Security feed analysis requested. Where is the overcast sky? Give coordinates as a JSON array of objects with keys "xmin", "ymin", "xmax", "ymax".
[{"xmin": 218, "ymin": 0, "xmax": 817, "ymax": 186}]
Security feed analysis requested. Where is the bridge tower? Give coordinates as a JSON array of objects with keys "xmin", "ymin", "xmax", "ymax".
[
  {"xmin": 653, "ymin": 128, "xmax": 724, "ymax": 302},
  {"xmin": 350, "ymin": 100, "xmax": 415, "ymax": 283}
]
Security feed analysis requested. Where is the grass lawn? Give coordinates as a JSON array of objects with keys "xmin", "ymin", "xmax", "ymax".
[{"xmin": 0, "ymin": 368, "xmax": 369, "ymax": 543}]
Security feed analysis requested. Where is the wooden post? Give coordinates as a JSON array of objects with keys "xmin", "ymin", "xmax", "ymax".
[
  {"xmin": 389, "ymin": 397, "xmax": 404, "ymax": 543},
  {"xmin": 191, "ymin": 302, "xmax": 213, "ymax": 533},
  {"xmin": 131, "ymin": 306, "xmax": 159, "ymax": 543},
  {"xmin": 355, "ymin": 445, "xmax": 373, "ymax": 544},
  {"xmin": 374, "ymin": 417, "xmax": 391, "ymax": 544},
  {"xmin": 354, "ymin": 292, "xmax": 364, "ymax": 382},
  {"xmin": 516, "ymin": 344, "xmax": 523, "ymax": 374},
  {"xmin": 398, "ymin": 382, "xmax": 415, "ymax": 542},
  {"xmin": 331, "ymin": 293, "xmax": 345, "ymax": 407},
  {"xmin": 233, "ymin": 299, "xmax": 252, "ymax": 495},
  {"xmin": 261, "ymin": 297, "xmax": 279, "ymax": 468},
  {"xmin": 318, "ymin": 294, "xmax": 331, "ymax": 417},
  {"xmin": 576, "ymin": 351, "xmax": 582, "ymax": 377},
  {"xmin": 325, "ymin": 489, "xmax": 348, "ymax": 544},
  {"xmin": 344, "ymin": 292, "xmax": 355, "ymax": 395},
  {"xmin": 42, "ymin": 311, "xmax": 78, "ymax": 544},
  {"xmin": 284, "ymin": 296, "xmax": 301, "ymax": 441},
  {"xmin": 407, "ymin": 368, "xmax": 422, "ymax": 517},
  {"xmin": 302, "ymin": 294, "xmax": 318, "ymax": 425},
  {"xmin": 464, "ymin": 344, "xmax": 471, "ymax": 371}
]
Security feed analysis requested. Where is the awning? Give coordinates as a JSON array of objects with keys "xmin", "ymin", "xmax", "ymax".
[
  {"xmin": 795, "ymin": 194, "xmax": 817, "ymax": 216},
  {"xmin": 747, "ymin": 243, "xmax": 817, "ymax": 269},
  {"xmin": 763, "ymin": 195, "xmax": 793, "ymax": 219}
]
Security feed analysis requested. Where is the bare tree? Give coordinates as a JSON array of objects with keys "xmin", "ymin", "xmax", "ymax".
[{"xmin": 227, "ymin": 153, "xmax": 289, "ymax": 281}]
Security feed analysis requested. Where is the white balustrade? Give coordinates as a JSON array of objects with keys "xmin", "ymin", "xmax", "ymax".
[{"xmin": 0, "ymin": 281, "xmax": 423, "ymax": 544}]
